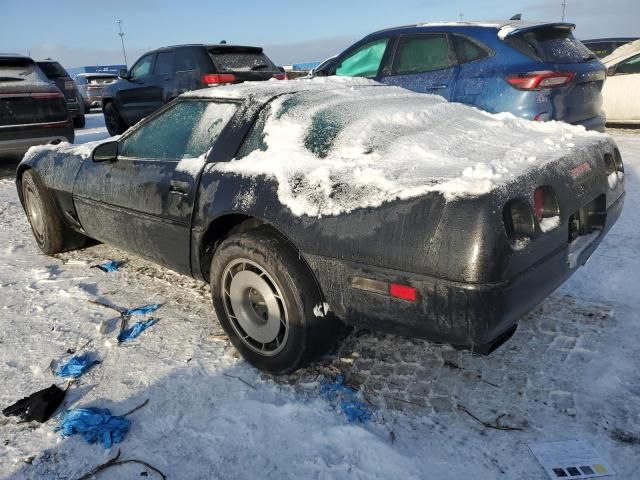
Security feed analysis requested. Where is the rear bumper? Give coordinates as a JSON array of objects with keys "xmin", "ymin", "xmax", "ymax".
[
  {"xmin": 0, "ymin": 122, "xmax": 74, "ymax": 156},
  {"xmin": 573, "ymin": 113, "xmax": 607, "ymax": 132},
  {"xmin": 305, "ymin": 193, "xmax": 624, "ymax": 350}
]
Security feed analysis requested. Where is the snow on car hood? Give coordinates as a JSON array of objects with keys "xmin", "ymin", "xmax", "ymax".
[{"xmin": 213, "ymin": 80, "xmax": 609, "ymax": 217}]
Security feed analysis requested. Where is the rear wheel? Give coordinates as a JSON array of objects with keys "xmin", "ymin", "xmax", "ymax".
[
  {"xmin": 210, "ymin": 227, "xmax": 343, "ymax": 374},
  {"xmin": 103, "ymin": 102, "xmax": 127, "ymax": 136},
  {"xmin": 21, "ymin": 170, "xmax": 85, "ymax": 254},
  {"xmin": 73, "ymin": 113, "xmax": 85, "ymax": 129}
]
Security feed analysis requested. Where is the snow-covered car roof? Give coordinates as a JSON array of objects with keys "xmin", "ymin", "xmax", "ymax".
[
  {"xmin": 602, "ymin": 39, "xmax": 640, "ymax": 67},
  {"xmin": 75, "ymin": 72, "xmax": 117, "ymax": 77},
  {"xmin": 188, "ymin": 77, "xmax": 609, "ymax": 216}
]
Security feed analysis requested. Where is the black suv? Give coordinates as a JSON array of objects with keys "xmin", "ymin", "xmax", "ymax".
[
  {"xmin": 1, "ymin": 54, "xmax": 73, "ymax": 158},
  {"xmin": 36, "ymin": 59, "xmax": 86, "ymax": 128},
  {"xmin": 101, "ymin": 44, "xmax": 283, "ymax": 136}
]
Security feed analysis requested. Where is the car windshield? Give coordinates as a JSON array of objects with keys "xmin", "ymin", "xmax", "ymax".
[
  {"xmin": 0, "ymin": 58, "xmax": 46, "ymax": 82},
  {"xmin": 36, "ymin": 61, "xmax": 69, "ymax": 78},
  {"xmin": 505, "ymin": 27, "xmax": 596, "ymax": 63},
  {"xmin": 209, "ymin": 49, "xmax": 277, "ymax": 72}
]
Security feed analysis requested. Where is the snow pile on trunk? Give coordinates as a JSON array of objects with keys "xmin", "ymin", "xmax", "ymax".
[{"xmin": 215, "ymin": 82, "xmax": 610, "ymax": 217}]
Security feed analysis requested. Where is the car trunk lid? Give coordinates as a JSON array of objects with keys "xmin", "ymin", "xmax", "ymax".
[{"xmin": 207, "ymin": 46, "xmax": 280, "ymax": 82}]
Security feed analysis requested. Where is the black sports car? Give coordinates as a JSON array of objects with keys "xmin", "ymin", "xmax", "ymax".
[{"xmin": 17, "ymin": 79, "xmax": 625, "ymax": 374}]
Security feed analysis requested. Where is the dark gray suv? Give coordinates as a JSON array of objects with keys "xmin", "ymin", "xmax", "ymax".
[
  {"xmin": 36, "ymin": 59, "xmax": 85, "ymax": 128},
  {"xmin": 101, "ymin": 44, "xmax": 283, "ymax": 135}
]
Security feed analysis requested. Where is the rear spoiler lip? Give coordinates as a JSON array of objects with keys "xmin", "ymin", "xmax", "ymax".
[{"xmin": 500, "ymin": 22, "xmax": 576, "ymax": 39}]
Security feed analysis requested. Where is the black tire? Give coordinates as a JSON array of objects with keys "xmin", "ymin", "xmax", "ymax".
[
  {"xmin": 73, "ymin": 113, "xmax": 86, "ymax": 129},
  {"xmin": 21, "ymin": 170, "xmax": 85, "ymax": 255},
  {"xmin": 210, "ymin": 227, "xmax": 343, "ymax": 374},
  {"xmin": 103, "ymin": 102, "xmax": 127, "ymax": 136}
]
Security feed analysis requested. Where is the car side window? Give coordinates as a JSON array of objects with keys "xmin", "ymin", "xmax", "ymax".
[
  {"xmin": 175, "ymin": 50, "xmax": 198, "ymax": 72},
  {"xmin": 615, "ymin": 54, "xmax": 640, "ymax": 75},
  {"xmin": 452, "ymin": 35, "xmax": 490, "ymax": 64},
  {"xmin": 119, "ymin": 100, "xmax": 238, "ymax": 160},
  {"xmin": 129, "ymin": 54, "xmax": 154, "ymax": 80},
  {"xmin": 392, "ymin": 34, "xmax": 453, "ymax": 75},
  {"xmin": 154, "ymin": 52, "xmax": 175, "ymax": 76},
  {"xmin": 335, "ymin": 38, "xmax": 389, "ymax": 78}
]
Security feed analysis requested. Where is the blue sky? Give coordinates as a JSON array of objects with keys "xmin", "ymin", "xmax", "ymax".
[{"xmin": 1, "ymin": 0, "xmax": 638, "ymax": 68}]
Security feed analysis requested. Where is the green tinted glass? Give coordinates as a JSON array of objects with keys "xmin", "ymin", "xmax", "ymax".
[
  {"xmin": 617, "ymin": 54, "xmax": 640, "ymax": 75},
  {"xmin": 394, "ymin": 35, "xmax": 451, "ymax": 75},
  {"xmin": 336, "ymin": 39, "xmax": 388, "ymax": 78},
  {"xmin": 119, "ymin": 101, "xmax": 237, "ymax": 160}
]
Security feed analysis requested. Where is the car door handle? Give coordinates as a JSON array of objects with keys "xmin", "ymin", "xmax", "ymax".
[{"xmin": 169, "ymin": 180, "xmax": 190, "ymax": 195}]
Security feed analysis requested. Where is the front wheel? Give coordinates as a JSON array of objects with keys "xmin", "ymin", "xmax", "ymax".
[
  {"xmin": 21, "ymin": 170, "xmax": 85, "ymax": 254},
  {"xmin": 210, "ymin": 228, "xmax": 343, "ymax": 374}
]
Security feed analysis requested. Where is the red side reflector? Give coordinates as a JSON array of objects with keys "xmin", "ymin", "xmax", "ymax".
[
  {"xmin": 389, "ymin": 283, "xmax": 417, "ymax": 302},
  {"xmin": 505, "ymin": 71, "xmax": 575, "ymax": 90},
  {"xmin": 201, "ymin": 73, "xmax": 236, "ymax": 85}
]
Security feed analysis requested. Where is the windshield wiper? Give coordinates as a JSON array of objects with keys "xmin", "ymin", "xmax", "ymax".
[
  {"xmin": 251, "ymin": 64, "xmax": 271, "ymax": 71},
  {"xmin": 0, "ymin": 76, "xmax": 24, "ymax": 82}
]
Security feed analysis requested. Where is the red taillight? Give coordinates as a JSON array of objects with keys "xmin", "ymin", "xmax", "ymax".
[
  {"xmin": 533, "ymin": 186, "xmax": 560, "ymax": 223},
  {"xmin": 201, "ymin": 74, "xmax": 236, "ymax": 85},
  {"xmin": 31, "ymin": 92, "xmax": 65, "ymax": 100},
  {"xmin": 272, "ymin": 73, "xmax": 288, "ymax": 80},
  {"xmin": 505, "ymin": 71, "xmax": 575, "ymax": 90},
  {"xmin": 389, "ymin": 283, "xmax": 417, "ymax": 302},
  {"xmin": 534, "ymin": 187, "xmax": 546, "ymax": 221}
]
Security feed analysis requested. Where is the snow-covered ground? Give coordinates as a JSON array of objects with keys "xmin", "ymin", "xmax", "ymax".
[{"xmin": 0, "ymin": 115, "xmax": 639, "ymax": 479}]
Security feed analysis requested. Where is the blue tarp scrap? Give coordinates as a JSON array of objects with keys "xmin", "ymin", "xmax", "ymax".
[
  {"xmin": 117, "ymin": 318, "xmax": 159, "ymax": 343},
  {"xmin": 319, "ymin": 375, "xmax": 372, "ymax": 423},
  {"xmin": 54, "ymin": 407, "xmax": 130, "ymax": 448},
  {"xmin": 54, "ymin": 353, "xmax": 100, "ymax": 379},
  {"xmin": 93, "ymin": 260, "xmax": 120, "ymax": 273},
  {"xmin": 125, "ymin": 303, "xmax": 160, "ymax": 317}
]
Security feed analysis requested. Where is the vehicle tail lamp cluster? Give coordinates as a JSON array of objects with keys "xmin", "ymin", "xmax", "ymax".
[
  {"xmin": 201, "ymin": 74, "xmax": 237, "ymax": 86},
  {"xmin": 504, "ymin": 186, "xmax": 561, "ymax": 244},
  {"xmin": 351, "ymin": 277, "xmax": 417, "ymax": 302},
  {"xmin": 272, "ymin": 73, "xmax": 288, "ymax": 80},
  {"xmin": 505, "ymin": 71, "xmax": 575, "ymax": 90}
]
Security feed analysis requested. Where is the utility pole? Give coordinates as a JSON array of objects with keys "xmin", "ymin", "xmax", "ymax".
[
  {"xmin": 561, "ymin": 0, "xmax": 567, "ymax": 21},
  {"xmin": 459, "ymin": 12, "xmax": 464, "ymax": 21},
  {"xmin": 116, "ymin": 19, "xmax": 128, "ymax": 67}
]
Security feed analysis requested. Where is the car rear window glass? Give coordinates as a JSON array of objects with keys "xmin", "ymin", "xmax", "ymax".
[
  {"xmin": 583, "ymin": 41, "xmax": 613, "ymax": 58},
  {"xmin": 393, "ymin": 35, "xmax": 452, "ymax": 75},
  {"xmin": 452, "ymin": 35, "xmax": 490, "ymax": 64},
  {"xmin": 87, "ymin": 76, "xmax": 116, "ymax": 85},
  {"xmin": 210, "ymin": 49, "xmax": 276, "ymax": 73},
  {"xmin": 36, "ymin": 61, "xmax": 69, "ymax": 78},
  {"xmin": 119, "ymin": 100, "xmax": 237, "ymax": 160},
  {"xmin": 0, "ymin": 58, "xmax": 46, "ymax": 82},
  {"xmin": 335, "ymin": 38, "xmax": 388, "ymax": 78},
  {"xmin": 616, "ymin": 53, "xmax": 640, "ymax": 75},
  {"xmin": 504, "ymin": 27, "xmax": 596, "ymax": 63},
  {"xmin": 154, "ymin": 52, "xmax": 175, "ymax": 76}
]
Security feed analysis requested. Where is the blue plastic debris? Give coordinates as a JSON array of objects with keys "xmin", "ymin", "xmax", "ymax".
[
  {"xmin": 117, "ymin": 318, "xmax": 159, "ymax": 343},
  {"xmin": 54, "ymin": 353, "xmax": 100, "ymax": 379},
  {"xmin": 54, "ymin": 407, "xmax": 130, "ymax": 448},
  {"xmin": 124, "ymin": 304, "xmax": 160, "ymax": 317},
  {"xmin": 93, "ymin": 260, "xmax": 120, "ymax": 273},
  {"xmin": 319, "ymin": 375, "xmax": 372, "ymax": 423}
]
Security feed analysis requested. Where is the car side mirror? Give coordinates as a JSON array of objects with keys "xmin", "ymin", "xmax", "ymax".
[
  {"xmin": 607, "ymin": 66, "xmax": 616, "ymax": 76},
  {"xmin": 92, "ymin": 141, "xmax": 118, "ymax": 162},
  {"xmin": 118, "ymin": 68, "xmax": 129, "ymax": 79}
]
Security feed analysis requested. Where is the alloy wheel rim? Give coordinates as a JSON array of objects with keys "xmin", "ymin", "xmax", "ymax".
[
  {"xmin": 221, "ymin": 258, "xmax": 289, "ymax": 356},
  {"xmin": 24, "ymin": 186, "xmax": 45, "ymax": 243}
]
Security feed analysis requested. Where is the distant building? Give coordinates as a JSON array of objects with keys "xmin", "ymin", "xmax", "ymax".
[{"xmin": 67, "ymin": 65, "xmax": 126, "ymax": 78}]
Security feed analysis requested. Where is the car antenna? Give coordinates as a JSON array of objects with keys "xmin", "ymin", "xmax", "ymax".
[
  {"xmin": 220, "ymin": 40, "xmax": 227, "ymax": 44},
  {"xmin": 510, "ymin": 13, "xmax": 522, "ymax": 20}
]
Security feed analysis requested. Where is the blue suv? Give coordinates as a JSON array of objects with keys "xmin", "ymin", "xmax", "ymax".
[{"xmin": 314, "ymin": 21, "xmax": 606, "ymax": 131}]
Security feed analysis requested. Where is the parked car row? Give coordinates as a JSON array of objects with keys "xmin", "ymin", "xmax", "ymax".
[{"xmin": 0, "ymin": 54, "xmax": 74, "ymax": 158}]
